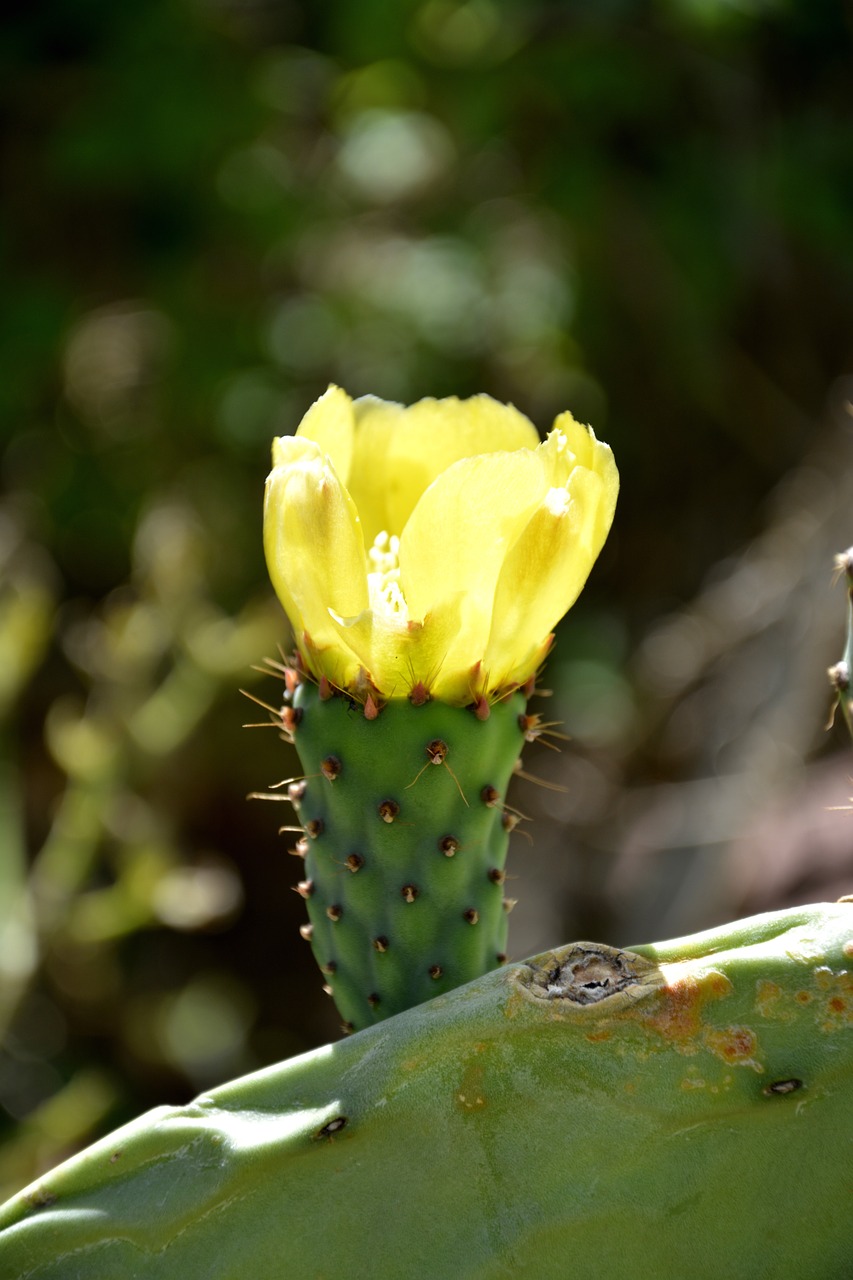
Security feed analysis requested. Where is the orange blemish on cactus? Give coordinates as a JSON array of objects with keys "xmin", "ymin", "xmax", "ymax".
[
  {"xmin": 754, "ymin": 979, "xmax": 794, "ymax": 1022},
  {"xmin": 815, "ymin": 968, "xmax": 853, "ymax": 1030},
  {"xmin": 703, "ymin": 1025, "xmax": 762, "ymax": 1071},
  {"xmin": 631, "ymin": 968, "xmax": 734, "ymax": 1055},
  {"xmin": 810, "ymin": 967, "xmax": 853, "ymax": 1030},
  {"xmin": 642, "ymin": 973, "xmax": 704, "ymax": 1043}
]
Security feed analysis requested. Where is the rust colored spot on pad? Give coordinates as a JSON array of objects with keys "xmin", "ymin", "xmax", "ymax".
[{"xmin": 704, "ymin": 1025, "xmax": 760, "ymax": 1068}]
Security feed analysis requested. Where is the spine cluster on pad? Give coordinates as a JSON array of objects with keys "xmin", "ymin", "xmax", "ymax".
[{"xmin": 280, "ymin": 675, "xmax": 528, "ymax": 1031}]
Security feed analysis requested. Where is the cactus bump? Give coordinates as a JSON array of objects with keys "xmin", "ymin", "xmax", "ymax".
[{"xmin": 262, "ymin": 386, "xmax": 618, "ymax": 1026}]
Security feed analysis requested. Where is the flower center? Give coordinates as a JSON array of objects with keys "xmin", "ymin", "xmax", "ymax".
[{"xmin": 367, "ymin": 531, "xmax": 408, "ymax": 619}]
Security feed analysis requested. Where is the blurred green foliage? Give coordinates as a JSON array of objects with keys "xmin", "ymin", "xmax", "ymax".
[{"xmin": 2, "ymin": 0, "xmax": 853, "ymax": 1198}]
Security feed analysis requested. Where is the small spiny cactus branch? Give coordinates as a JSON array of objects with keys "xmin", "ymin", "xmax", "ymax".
[
  {"xmin": 263, "ymin": 658, "xmax": 536, "ymax": 1031},
  {"xmin": 828, "ymin": 547, "xmax": 853, "ymax": 740}
]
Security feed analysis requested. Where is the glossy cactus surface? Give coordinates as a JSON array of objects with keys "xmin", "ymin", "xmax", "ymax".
[
  {"xmin": 2, "ymin": 902, "xmax": 852, "ymax": 1279},
  {"xmin": 286, "ymin": 682, "xmax": 527, "ymax": 1029}
]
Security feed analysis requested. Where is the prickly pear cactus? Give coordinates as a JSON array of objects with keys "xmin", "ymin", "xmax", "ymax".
[
  {"xmin": 286, "ymin": 677, "xmax": 526, "ymax": 1030},
  {"xmin": 2, "ymin": 902, "xmax": 851, "ymax": 1279},
  {"xmin": 261, "ymin": 388, "xmax": 619, "ymax": 1027}
]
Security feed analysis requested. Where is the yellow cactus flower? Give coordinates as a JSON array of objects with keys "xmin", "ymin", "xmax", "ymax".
[{"xmin": 264, "ymin": 386, "xmax": 618, "ymax": 704}]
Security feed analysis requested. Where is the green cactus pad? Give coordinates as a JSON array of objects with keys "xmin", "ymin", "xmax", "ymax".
[
  {"xmin": 286, "ymin": 682, "xmax": 527, "ymax": 1028},
  {"xmin": 2, "ymin": 902, "xmax": 852, "ymax": 1279}
]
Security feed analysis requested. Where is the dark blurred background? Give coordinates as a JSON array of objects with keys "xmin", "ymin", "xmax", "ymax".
[{"xmin": 2, "ymin": 0, "xmax": 853, "ymax": 1197}]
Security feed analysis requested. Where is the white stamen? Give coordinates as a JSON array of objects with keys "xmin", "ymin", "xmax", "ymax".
[{"xmin": 367, "ymin": 531, "xmax": 408, "ymax": 619}]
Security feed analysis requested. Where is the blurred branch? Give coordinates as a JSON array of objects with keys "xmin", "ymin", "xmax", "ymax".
[{"xmin": 828, "ymin": 547, "xmax": 853, "ymax": 743}]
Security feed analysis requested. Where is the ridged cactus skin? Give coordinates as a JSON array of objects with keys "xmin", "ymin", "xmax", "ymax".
[
  {"xmin": 2, "ymin": 902, "xmax": 852, "ymax": 1279},
  {"xmin": 286, "ymin": 682, "xmax": 527, "ymax": 1029}
]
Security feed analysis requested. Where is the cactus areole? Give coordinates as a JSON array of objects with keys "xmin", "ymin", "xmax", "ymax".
[
  {"xmin": 262, "ymin": 388, "xmax": 619, "ymax": 1024},
  {"xmin": 2, "ymin": 903, "xmax": 852, "ymax": 1279}
]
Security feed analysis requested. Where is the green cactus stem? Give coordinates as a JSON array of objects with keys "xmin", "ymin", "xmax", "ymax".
[
  {"xmin": 280, "ymin": 674, "xmax": 528, "ymax": 1030},
  {"xmin": 2, "ymin": 901, "xmax": 852, "ymax": 1279},
  {"xmin": 829, "ymin": 547, "xmax": 853, "ymax": 740}
]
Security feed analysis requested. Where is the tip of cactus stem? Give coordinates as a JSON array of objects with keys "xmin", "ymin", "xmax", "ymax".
[
  {"xmin": 428, "ymin": 964, "xmax": 443, "ymax": 979},
  {"xmin": 518, "ymin": 712, "xmax": 567, "ymax": 748},
  {"xmin": 326, "ymin": 904, "xmax": 343, "ymax": 922},
  {"xmin": 299, "ymin": 923, "xmax": 313, "ymax": 941},
  {"xmin": 364, "ymin": 693, "xmax": 380, "ymax": 720},
  {"xmin": 829, "ymin": 661, "xmax": 849, "ymax": 692},
  {"xmin": 401, "ymin": 883, "xmax": 420, "ymax": 903},
  {"xmin": 439, "ymin": 835, "xmax": 459, "ymax": 857},
  {"xmin": 344, "ymin": 853, "xmax": 364, "ymax": 873},
  {"xmin": 281, "ymin": 705, "xmax": 302, "ymax": 735},
  {"xmin": 372, "ymin": 935, "xmax": 389, "ymax": 952},
  {"xmin": 426, "ymin": 738, "xmax": 448, "ymax": 765},
  {"xmin": 378, "ymin": 799, "xmax": 400, "ymax": 823},
  {"xmin": 287, "ymin": 780, "xmax": 307, "ymax": 804},
  {"xmin": 320, "ymin": 755, "xmax": 342, "ymax": 781},
  {"xmin": 408, "ymin": 681, "xmax": 430, "ymax": 706},
  {"xmin": 834, "ymin": 547, "xmax": 853, "ymax": 577}
]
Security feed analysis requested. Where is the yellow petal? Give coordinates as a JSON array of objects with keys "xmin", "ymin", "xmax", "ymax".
[
  {"xmin": 344, "ymin": 396, "xmax": 403, "ymax": 546},
  {"xmin": 399, "ymin": 448, "xmax": 546, "ymax": 677},
  {"xmin": 539, "ymin": 418, "xmax": 619, "ymax": 556},
  {"xmin": 483, "ymin": 464, "xmax": 616, "ymax": 689},
  {"xmin": 292, "ymin": 385, "xmax": 355, "ymax": 483},
  {"xmin": 347, "ymin": 394, "xmax": 539, "ymax": 545},
  {"xmin": 328, "ymin": 595, "xmax": 466, "ymax": 699},
  {"xmin": 264, "ymin": 437, "xmax": 367, "ymax": 684},
  {"xmin": 264, "ymin": 389, "xmax": 619, "ymax": 703},
  {"xmin": 546, "ymin": 415, "xmax": 618, "ymax": 494}
]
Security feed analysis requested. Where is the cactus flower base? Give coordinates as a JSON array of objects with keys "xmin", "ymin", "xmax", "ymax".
[
  {"xmin": 2, "ymin": 902, "xmax": 852, "ymax": 1279},
  {"xmin": 287, "ymin": 683, "xmax": 527, "ymax": 1029}
]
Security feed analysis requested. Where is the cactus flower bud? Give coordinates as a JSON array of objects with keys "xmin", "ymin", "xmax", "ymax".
[{"xmin": 264, "ymin": 386, "xmax": 618, "ymax": 704}]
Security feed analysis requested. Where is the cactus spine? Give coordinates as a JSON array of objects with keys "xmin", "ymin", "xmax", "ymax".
[{"xmin": 281, "ymin": 670, "xmax": 528, "ymax": 1029}]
